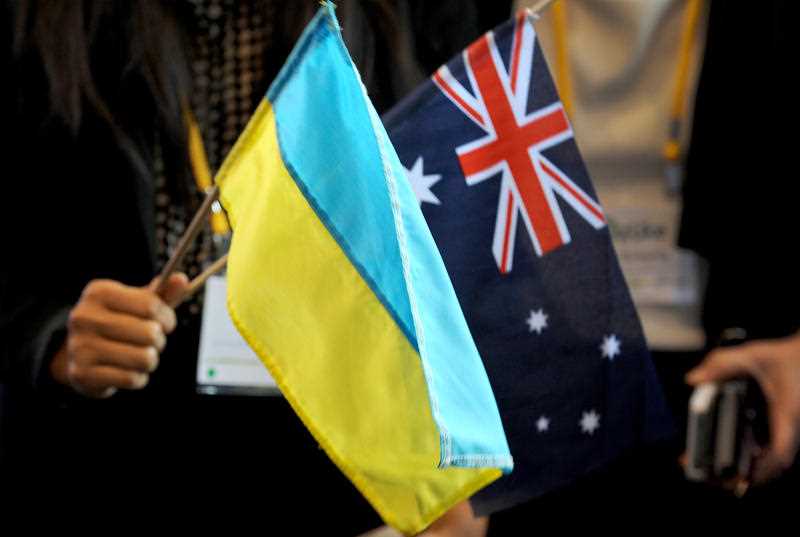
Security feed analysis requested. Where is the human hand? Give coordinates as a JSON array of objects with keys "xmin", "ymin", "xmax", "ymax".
[
  {"xmin": 356, "ymin": 501, "xmax": 487, "ymax": 537},
  {"xmin": 687, "ymin": 332, "xmax": 800, "ymax": 484},
  {"xmin": 49, "ymin": 273, "xmax": 189, "ymax": 398},
  {"xmin": 416, "ymin": 501, "xmax": 487, "ymax": 537}
]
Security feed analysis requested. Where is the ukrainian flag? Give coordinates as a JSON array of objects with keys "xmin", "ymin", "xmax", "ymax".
[{"xmin": 215, "ymin": 3, "xmax": 512, "ymax": 533}]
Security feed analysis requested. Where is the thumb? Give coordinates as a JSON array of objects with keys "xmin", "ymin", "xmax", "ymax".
[
  {"xmin": 150, "ymin": 272, "xmax": 190, "ymax": 308},
  {"xmin": 686, "ymin": 347, "xmax": 756, "ymax": 385}
]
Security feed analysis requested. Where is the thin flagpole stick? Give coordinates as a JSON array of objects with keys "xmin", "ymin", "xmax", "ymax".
[
  {"xmin": 528, "ymin": 0, "xmax": 558, "ymax": 17},
  {"xmin": 183, "ymin": 253, "xmax": 229, "ymax": 300},
  {"xmin": 155, "ymin": 185, "xmax": 220, "ymax": 295}
]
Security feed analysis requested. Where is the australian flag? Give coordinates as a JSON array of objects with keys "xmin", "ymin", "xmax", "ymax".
[{"xmin": 383, "ymin": 11, "xmax": 673, "ymax": 514}]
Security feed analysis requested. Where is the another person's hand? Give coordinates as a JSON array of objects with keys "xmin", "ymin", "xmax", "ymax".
[
  {"xmin": 357, "ymin": 501, "xmax": 487, "ymax": 537},
  {"xmin": 687, "ymin": 331, "xmax": 800, "ymax": 484},
  {"xmin": 416, "ymin": 501, "xmax": 487, "ymax": 537},
  {"xmin": 49, "ymin": 273, "xmax": 189, "ymax": 398}
]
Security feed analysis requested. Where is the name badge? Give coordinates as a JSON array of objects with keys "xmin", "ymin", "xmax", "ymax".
[
  {"xmin": 602, "ymin": 180, "xmax": 702, "ymax": 307},
  {"xmin": 196, "ymin": 275, "xmax": 279, "ymax": 396}
]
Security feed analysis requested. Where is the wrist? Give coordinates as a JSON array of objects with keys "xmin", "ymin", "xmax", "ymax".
[
  {"xmin": 37, "ymin": 329, "xmax": 83, "ymax": 404},
  {"xmin": 48, "ymin": 342, "xmax": 71, "ymax": 388}
]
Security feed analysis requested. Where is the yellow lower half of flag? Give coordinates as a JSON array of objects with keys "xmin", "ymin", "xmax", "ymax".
[{"xmin": 217, "ymin": 100, "xmax": 500, "ymax": 534}]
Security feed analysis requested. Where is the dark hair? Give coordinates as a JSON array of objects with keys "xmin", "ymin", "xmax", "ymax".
[
  {"xmin": 7, "ymin": 0, "xmax": 426, "ymax": 195},
  {"xmin": 15, "ymin": 1, "xmax": 188, "ymax": 130},
  {"xmin": 338, "ymin": 0, "xmax": 424, "ymax": 111},
  {"xmin": 9, "ymin": 1, "xmax": 192, "ymax": 198},
  {"xmin": 14, "ymin": 1, "xmax": 427, "ymax": 118}
]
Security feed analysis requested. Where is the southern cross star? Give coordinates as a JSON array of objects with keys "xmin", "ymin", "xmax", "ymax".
[{"xmin": 404, "ymin": 156, "xmax": 442, "ymax": 206}]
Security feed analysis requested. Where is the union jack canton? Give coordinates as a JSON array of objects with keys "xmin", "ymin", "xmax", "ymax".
[{"xmin": 433, "ymin": 12, "xmax": 605, "ymax": 271}]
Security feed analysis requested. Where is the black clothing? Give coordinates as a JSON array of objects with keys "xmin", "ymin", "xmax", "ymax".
[{"xmin": 679, "ymin": 0, "xmax": 799, "ymax": 344}]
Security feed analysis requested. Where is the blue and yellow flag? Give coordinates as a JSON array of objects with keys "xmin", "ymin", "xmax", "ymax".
[{"xmin": 215, "ymin": 3, "xmax": 511, "ymax": 534}]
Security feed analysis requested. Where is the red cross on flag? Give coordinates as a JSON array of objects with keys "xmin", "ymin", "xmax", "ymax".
[{"xmin": 433, "ymin": 13, "xmax": 606, "ymax": 273}]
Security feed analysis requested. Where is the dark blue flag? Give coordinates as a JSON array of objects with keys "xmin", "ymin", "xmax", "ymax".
[{"xmin": 383, "ymin": 11, "xmax": 673, "ymax": 515}]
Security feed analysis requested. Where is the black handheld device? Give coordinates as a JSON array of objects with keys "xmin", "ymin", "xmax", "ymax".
[{"xmin": 685, "ymin": 328, "xmax": 769, "ymax": 485}]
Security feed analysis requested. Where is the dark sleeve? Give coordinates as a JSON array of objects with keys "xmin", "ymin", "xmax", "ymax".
[
  {"xmin": 0, "ymin": 111, "xmax": 77, "ymax": 393},
  {"xmin": 0, "ymin": 284, "xmax": 71, "ymax": 391},
  {"xmin": 0, "ymin": 1, "xmax": 63, "ymax": 391},
  {"xmin": 679, "ymin": 0, "xmax": 799, "ymax": 341},
  {"xmin": 0, "ymin": 134, "xmax": 151, "ymax": 394},
  {"xmin": 0, "ymin": 5, "xmax": 80, "ymax": 392}
]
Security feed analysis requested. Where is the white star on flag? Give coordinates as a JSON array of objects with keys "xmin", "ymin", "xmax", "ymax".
[
  {"xmin": 404, "ymin": 156, "xmax": 442, "ymax": 205},
  {"xmin": 580, "ymin": 410, "xmax": 600, "ymax": 435},
  {"xmin": 600, "ymin": 334, "xmax": 621, "ymax": 361},
  {"xmin": 536, "ymin": 416, "xmax": 550, "ymax": 433},
  {"xmin": 526, "ymin": 308, "xmax": 548, "ymax": 334}
]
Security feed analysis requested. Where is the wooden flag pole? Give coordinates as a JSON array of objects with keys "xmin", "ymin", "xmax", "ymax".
[
  {"xmin": 528, "ymin": 0, "xmax": 558, "ymax": 18},
  {"xmin": 155, "ymin": 184, "xmax": 220, "ymax": 295},
  {"xmin": 183, "ymin": 253, "xmax": 229, "ymax": 300}
]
